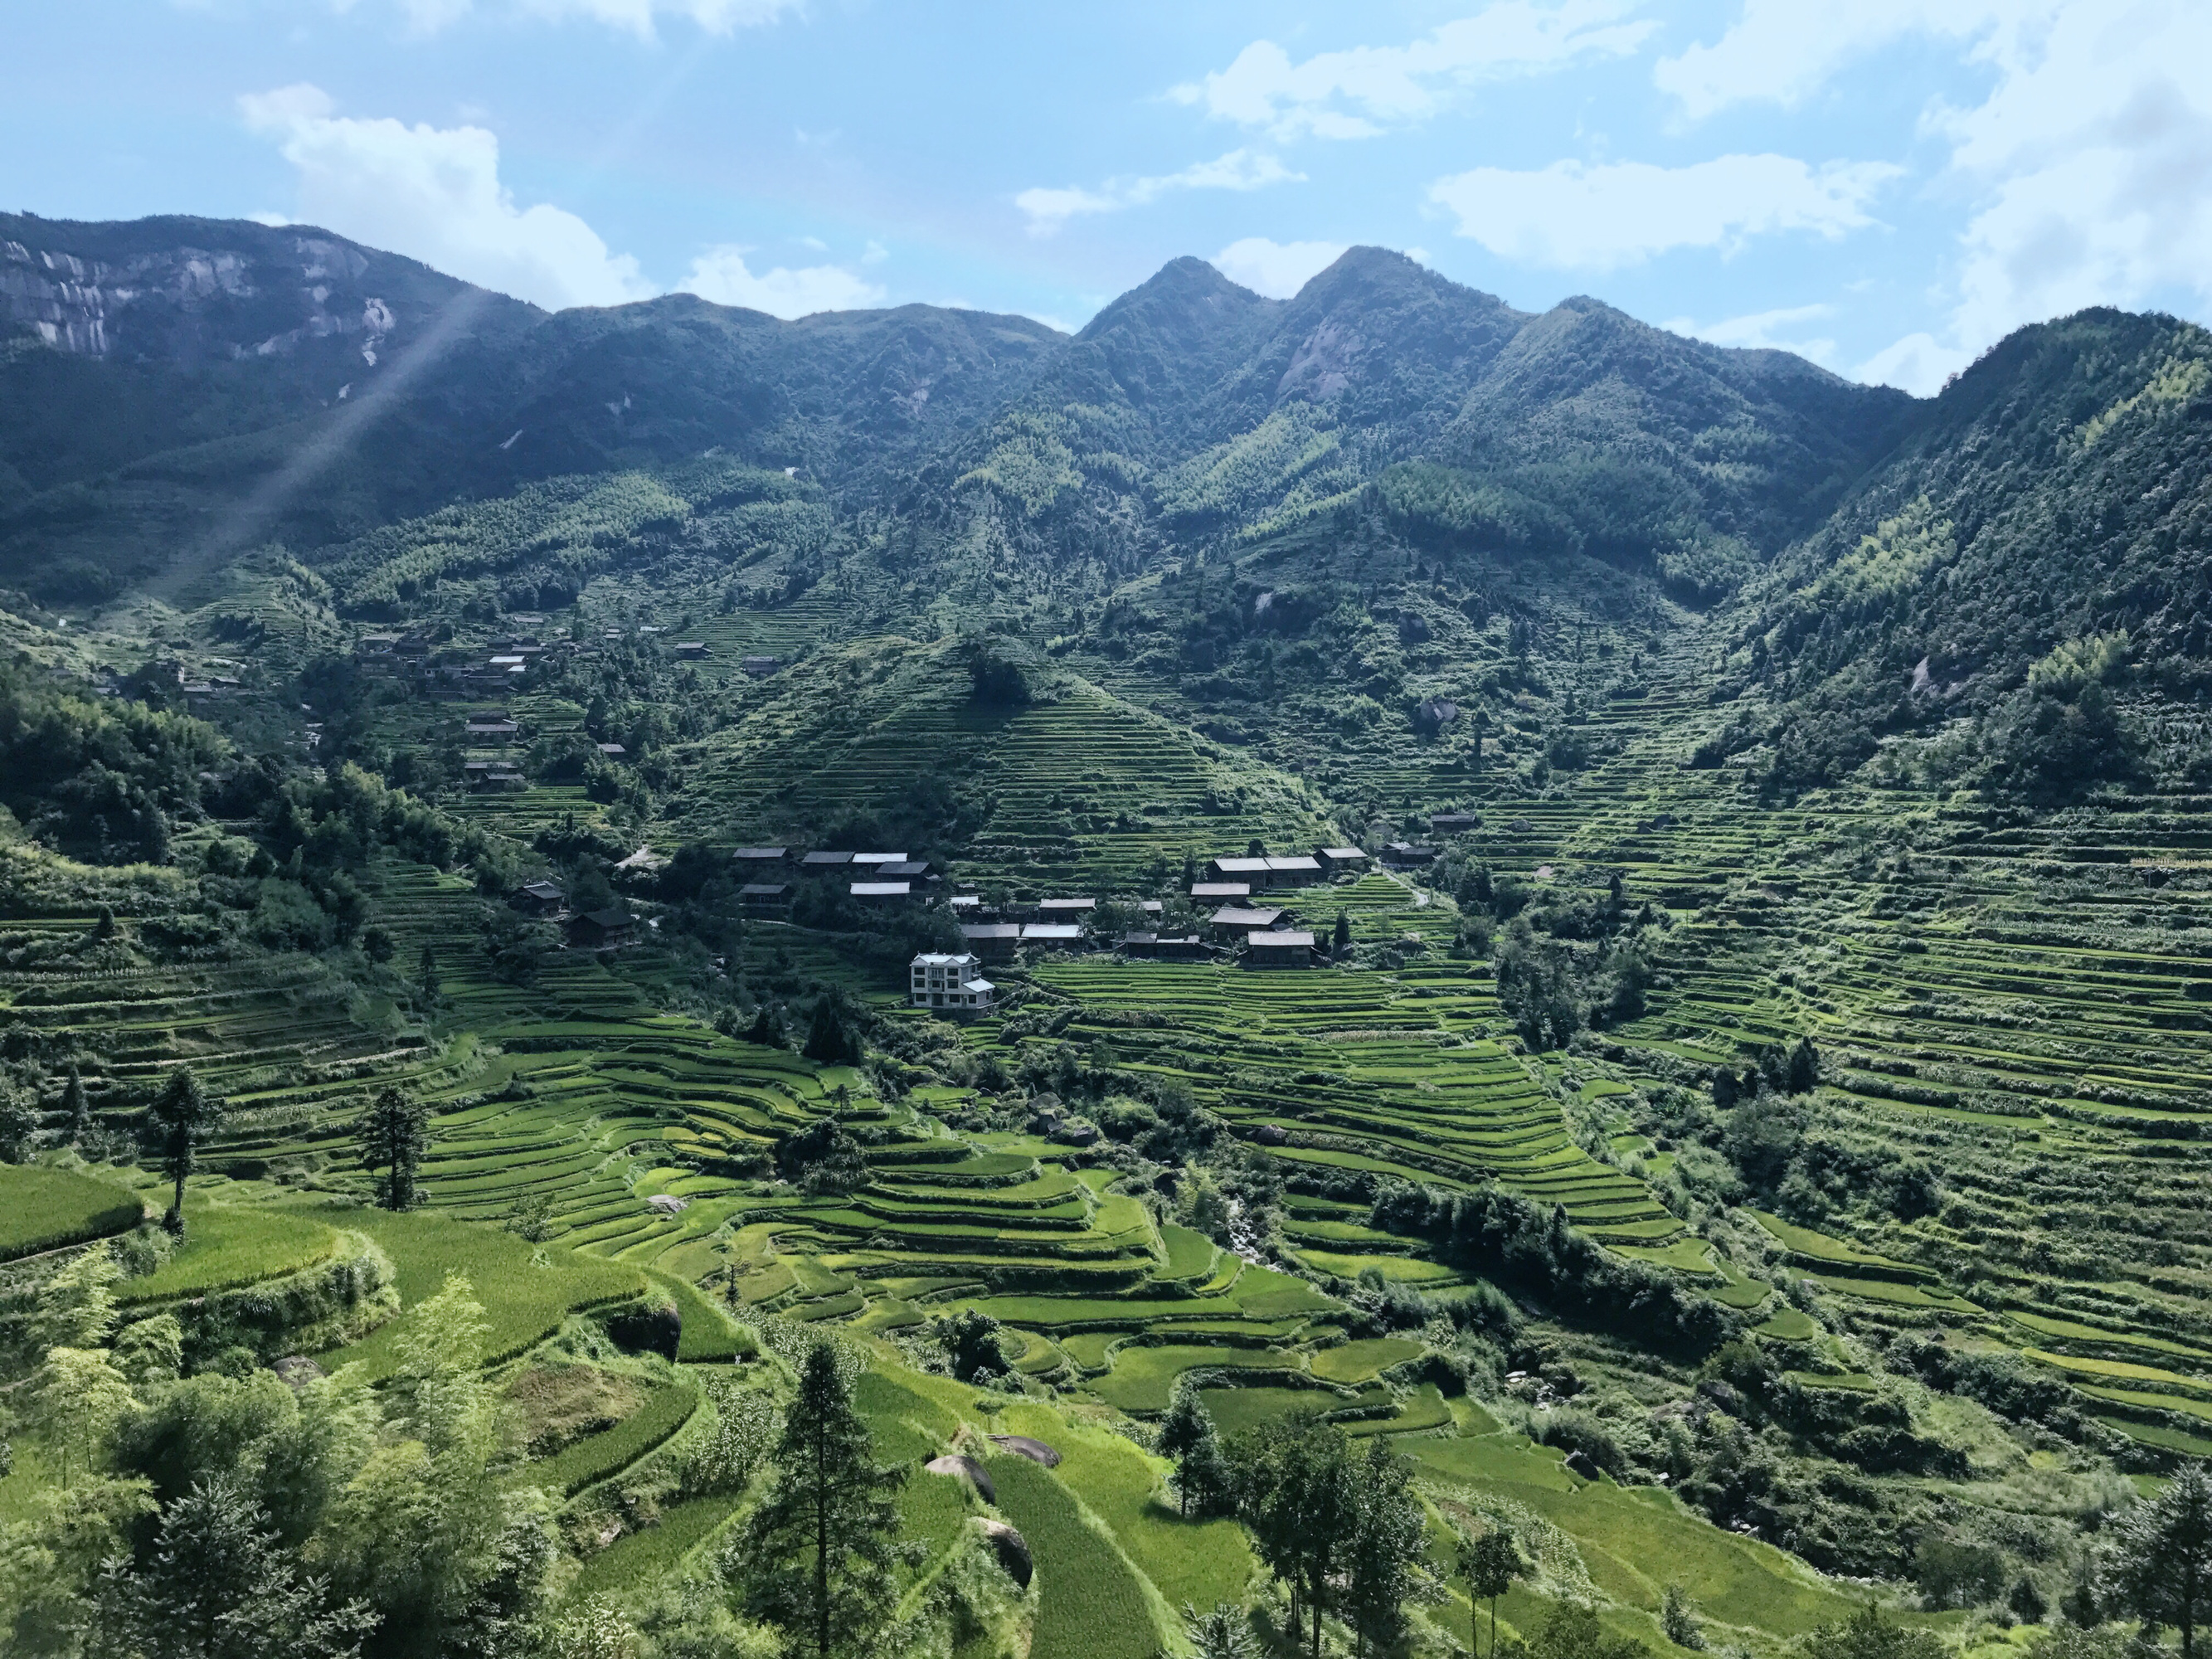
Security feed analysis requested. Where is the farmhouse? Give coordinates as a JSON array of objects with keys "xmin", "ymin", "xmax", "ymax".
[
  {"xmin": 1209, "ymin": 905, "xmax": 1284, "ymax": 939},
  {"xmin": 800, "ymin": 850, "xmax": 855, "ymax": 870},
  {"xmin": 1038, "ymin": 897, "xmax": 1096, "ymax": 917},
  {"xmin": 1381, "ymin": 841, "xmax": 1438, "ymax": 868},
  {"xmin": 673, "ymin": 641, "xmax": 707, "ymax": 659},
  {"xmin": 512, "ymin": 880, "xmax": 566, "ymax": 917},
  {"xmin": 1121, "ymin": 932, "xmax": 1208, "ymax": 961},
  {"xmin": 739, "ymin": 883, "xmax": 790, "ymax": 915},
  {"xmin": 569, "ymin": 907, "xmax": 639, "ymax": 949},
  {"xmin": 596, "ymin": 743, "xmax": 626, "ymax": 757},
  {"xmin": 1245, "ymin": 930, "xmax": 1317, "ymax": 968},
  {"xmin": 741, "ymin": 655, "xmax": 779, "ymax": 679},
  {"xmin": 851, "ymin": 880, "xmax": 912, "ymax": 905},
  {"xmin": 910, "ymin": 952, "xmax": 994, "ymax": 1013},
  {"xmin": 1191, "ymin": 883, "xmax": 1250, "ymax": 902},
  {"xmin": 732, "ymin": 847, "xmax": 790, "ymax": 868},
  {"xmin": 1431, "ymin": 812, "xmax": 1481, "ymax": 834},
  {"xmin": 464, "ymin": 718, "xmax": 519, "ymax": 742},
  {"xmin": 852, "ymin": 852, "xmax": 909, "ymax": 868},
  {"xmin": 960, "ymin": 922, "xmax": 1021, "ymax": 962},
  {"xmin": 1263, "ymin": 854, "xmax": 1323, "ymax": 887},
  {"xmin": 872, "ymin": 860, "xmax": 931, "ymax": 882},
  {"xmin": 1019, "ymin": 923, "xmax": 1086, "ymax": 950},
  {"xmin": 1315, "ymin": 846, "xmax": 1369, "ymax": 878},
  {"xmin": 1207, "ymin": 856, "xmax": 1272, "ymax": 884}
]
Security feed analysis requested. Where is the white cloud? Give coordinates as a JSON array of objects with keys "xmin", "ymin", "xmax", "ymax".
[
  {"xmin": 1653, "ymin": 2, "xmax": 2038, "ymax": 122},
  {"xmin": 1213, "ymin": 237, "xmax": 1349, "ymax": 298},
  {"xmin": 1016, "ymin": 148, "xmax": 1301, "ymax": 236},
  {"xmin": 1175, "ymin": 2, "xmax": 1657, "ymax": 141},
  {"xmin": 241, "ymin": 83, "xmax": 652, "ymax": 310},
  {"xmin": 1669, "ymin": 3, "xmax": 2212, "ymax": 390},
  {"xmin": 679, "ymin": 246, "xmax": 884, "ymax": 317},
  {"xmin": 1662, "ymin": 302, "xmax": 1838, "ymax": 363},
  {"xmin": 333, "ymin": 0, "xmax": 802, "ymax": 38},
  {"xmin": 860, "ymin": 239, "xmax": 888, "ymax": 265},
  {"xmin": 1427, "ymin": 153, "xmax": 1899, "ymax": 268}
]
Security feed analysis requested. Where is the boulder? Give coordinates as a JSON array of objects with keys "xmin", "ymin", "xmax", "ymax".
[
  {"xmin": 273, "ymin": 1355, "xmax": 325, "ymax": 1391},
  {"xmin": 925, "ymin": 1454, "xmax": 996, "ymax": 1504},
  {"xmin": 989, "ymin": 1434, "xmax": 1061, "ymax": 1467},
  {"xmin": 976, "ymin": 1519, "xmax": 1032, "ymax": 1588},
  {"xmin": 1563, "ymin": 1448, "xmax": 1601, "ymax": 1481}
]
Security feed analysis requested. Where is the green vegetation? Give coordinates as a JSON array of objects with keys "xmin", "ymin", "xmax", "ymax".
[{"xmin": 0, "ymin": 1165, "xmax": 141, "ymax": 1260}]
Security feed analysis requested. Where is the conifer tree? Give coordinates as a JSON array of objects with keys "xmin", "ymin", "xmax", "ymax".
[
  {"xmin": 734, "ymin": 1344, "xmax": 906, "ymax": 1659},
  {"xmin": 63, "ymin": 1063, "xmax": 91, "ymax": 1144},
  {"xmin": 149, "ymin": 1065, "xmax": 225, "ymax": 1233},
  {"xmin": 1333, "ymin": 910, "xmax": 1352, "ymax": 956},
  {"xmin": 359, "ymin": 1086, "xmax": 431, "ymax": 1210},
  {"xmin": 419, "ymin": 941, "xmax": 440, "ymax": 1000},
  {"xmin": 2107, "ymin": 1462, "xmax": 2212, "ymax": 1659},
  {"xmin": 1159, "ymin": 1381, "xmax": 1222, "ymax": 1518}
]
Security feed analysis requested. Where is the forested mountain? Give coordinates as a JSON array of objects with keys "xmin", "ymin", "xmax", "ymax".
[{"xmin": 15, "ymin": 215, "xmax": 2212, "ymax": 1659}]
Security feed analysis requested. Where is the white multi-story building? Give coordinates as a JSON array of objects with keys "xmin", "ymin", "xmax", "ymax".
[{"xmin": 910, "ymin": 951, "xmax": 995, "ymax": 1013}]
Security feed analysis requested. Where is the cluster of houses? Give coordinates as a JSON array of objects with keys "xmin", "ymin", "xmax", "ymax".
[{"xmin": 356, "ymin": 623, "xmax": 779, "ymax": 701}]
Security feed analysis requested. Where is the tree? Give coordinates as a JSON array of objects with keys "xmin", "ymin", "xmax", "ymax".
[
  {"xmin": 927, "ymin": 1309, "xmax": 1006, "ymax": 1384},
  {"xmin": 1343, "ymin": 1437, "xmax": 1427, "ymax": 1657},
  {"xmin": 1228, "ymin": 1412, "xmax": 1356, "ymax": 1659},
  {"xmin": 1159, "ymin": 1383, "xmax": 1223, "ymax": 1519},
  {"xmin": 1177, "ymin": 1601, "xmax": 1259, "ymax": 1659},
  {"xmin": 148, "ymin": 1065, "xmax": 225, "ymax": 1233},
  {"xmin": 1514, "ymin": 1603, "xmax": 1649, "ymax": 1659},
  {"xmin": 733, "ymin": 1343, "xmax": 907, "ymax": 1659},
  {"xmin": 1333, "ymin": 910, "xmax": 1352, "ymax": 957},
  {"xmin": 36, "ymin": 1345, "xmax": 138, "ymax": 1490},
  {"xmin": 419, "ymin": 941, "xmax": 440, "ymax": 1000},
  {"xmin": 804, "ymin": 1000, "xmax": 858, "ymax": 1066},
  {"xmin": 1661, "ymin": 1584, "xmax": 1704, "ymax": 1651},
  {"xmin": 2107, "ymin": 1462, "xmax": 2212, "ymax": 1659},
  {"xmin": 89, "ymin": 1474, "xmax": 377, "ymax": 1659},
  {"xmin": 358, "ymin": 1087, "xmax": 431, "ymax": 1211},
  {"xmin": 1461, "ymin": 1524, "xmax": 1522, "ymax": 1659},
  {"xmin": 1796, "ymin": 1605, "xmax": 1946, "ymax": 1659},
  {"xmin": 63, "ymin": 1063, "xmax": 92, "ymax": 1144},
  {"xmin": 0, "ymin": 1080, "xmax": 37, "ymax": 1163}
]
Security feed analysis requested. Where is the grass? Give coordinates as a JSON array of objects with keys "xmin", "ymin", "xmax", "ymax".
[
  {"xmin": 565, "ymin": 1495, "xmax": 742, "ymax": 1603},
  {"xmin": 530, "ymin": 1382, "xmax": 700, "ymax": 1497},
  {"xmin": 1311, "ymin": 1338, "xmax": 1425, "ymax": 1384},
  {"xmin": 117, "ymin": 1203, "xmax": 338, "ymax": 1303},
  {"xmin": 984, "ymin": 1449, "xmax": 1166, "ymax": 1659},
  {"xmin": 1091, "ymin": 1344, "xmax": 1291, "ymax": 1413},
  {"xmin": 323, "ymin": 1207, "xmax": 644, "ymax": 1377},
  {"xmin": 0, "ymin": 1164, "xmax": 143, "ymax": 1260}
]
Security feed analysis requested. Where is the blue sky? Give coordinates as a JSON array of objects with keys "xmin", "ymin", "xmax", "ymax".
[{"xmin": 6, "ymin": 1, "xmax": 2211, "ymax": 392}]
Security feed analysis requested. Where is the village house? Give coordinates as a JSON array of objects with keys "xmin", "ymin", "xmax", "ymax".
[
  {"xmin": 568, "ymin": 907, "xmax": 639, "ymax": 949},
  {"xmin": 1263, "ymin": 854, "xmax": 1323, "ymax": 887},
  {"xmin": 1431, "ymin": 812, "xmax": 1482, "ymax": 835},
  {"xmin": 464, "ymin": 718, "xmax": 520, "ymax": 742},
  {"xmin": 741, "ymin": 655, "xmax": 779, "ymax": 679},
  {"xmin": 850, "ymin": 880, "xmax": 912, "ymax": 906},
  {"xmin": 910, "ymin": 952, "xmax": 994, "ymax": 1013},
  {"xmin": 960, "ymin": 922, "xmax": 1020, "ymax": 963},
  {"xmin": 512, "ymin": 880, "xmax": 566, "ymax": 917},
  {"xmin": 673, "ymin": 641, "xmax": 707, "ymax": 660},
  {"xmin": 1208, "ymin": 905, "xmax": 1285, "ymax": 940},
  {"xmin": 596, "ymin": 743, "xmax": 626, "ymax": 758},
  {"xmin": 800, "ymin": 850, "xmax": 855, "ymax": 871},
  {"xmin": 739, "ymin": 882, "xmax": 791, "ymax": 916},
  {"xmin": 732, "ymin": 847, "xmax": 790, "ymax": 869},
  {"xmin": 851, "ymin": 852, "xmax": 909, "ymax": 869},
  {"xmin": 1019, "ymin": 922, "xmax": 1085, "ymax": 951},
  {"xmin": 1381, "ymin": 841, "xmax": 1439, "ymax": 868},
  {"xmin": 1191, "ymin": 882, "xmax": 1251, "ymax": 902},
  {"xmin": 1037, "ymin": 897, "xmax": 1096, "ymax": 918},
  {"xmin": 1121, "ymin": 932, "xmax": 1208, "ymax": 961},
  {"xmin": 1207, "ymin": 855, "xmax": 1272, "ymax": 886},
  {"xmin": 873, "ymin": 860, "xmax": 931, "ymax": 882},
  {"xmin": 1315, "ymin": 846, "xmax": 1370, "ymax": 878},
  {"xmin": 1245, "ymin": 930, "xmax": 1317, "ymax": 968}
]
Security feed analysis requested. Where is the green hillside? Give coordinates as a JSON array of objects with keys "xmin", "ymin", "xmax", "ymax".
[{"xmin": 7, "ymin": 221, "xmax": 2212, "ymax": 1659}]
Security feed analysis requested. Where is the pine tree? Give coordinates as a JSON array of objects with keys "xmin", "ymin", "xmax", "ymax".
[
  {"xmin": 2107, "ymin": 1462, "xmax": 2212, "ymax": 1659},
  {"xmin": 1179, "ymin": 1601, "xmax": 1260, "ymax": 1658},
  {"xmin": 1333, "ymin": 910, "xmax": 1352, "ymax": 957},
  {"xmin": 63, "ymin": 1063, "xmax": 91, "ymax": 1144},
  {"xmin": 735, "ymin": 1344, "xmax": 906, "ymax": 1659},
  {"xmin": 359, "ymin": 1086, "xmax": 431, "ymax": 1210},
  {"xmin": 419, "ymin": 941, "xmax": 440, "ymax": 1000},
  {"xmin": 149, "ymin": 1064, "xmax": 225, "ymax": 1233},
  {"xmin": 1159, "ymin": 1381, "xmax": 1222, "ymax": 1517}
]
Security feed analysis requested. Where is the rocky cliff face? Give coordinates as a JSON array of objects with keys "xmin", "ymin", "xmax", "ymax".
[{"xmin": 0, "ymin": 214, "xmax": 533, "ymax": 369}]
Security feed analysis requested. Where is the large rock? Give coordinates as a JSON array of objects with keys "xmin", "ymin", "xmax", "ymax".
[
  {"xmin": 924, "ymin": 1453, "xmax": 996, "ymax": 1504},
  {"xmin": 975, "ymin": 1519, "xmax": 1032, "ymax": 1588},
  {"xmin": 989, "ymin": 1434, "xmax": 1061, "ymax": 1467}
]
